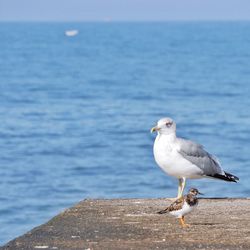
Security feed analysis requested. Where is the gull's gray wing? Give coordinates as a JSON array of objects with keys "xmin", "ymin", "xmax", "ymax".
[
  {"xmin": 176, "ymin": 138, "xmax": 224, "ymax": 176},
  {"xmin": 176, "ymin": 138, "xmax": 239, "ymax": 182}
]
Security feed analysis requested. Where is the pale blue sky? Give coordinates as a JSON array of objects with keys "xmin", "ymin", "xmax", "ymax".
[{"xmin": 1, "ymin": 0, "xmax": 250, "ymax": 21}]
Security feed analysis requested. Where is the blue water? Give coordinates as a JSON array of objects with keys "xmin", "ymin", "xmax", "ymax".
[{"xmin": 0, "ymin": 22, "xmax": 250, "ymax": 245}]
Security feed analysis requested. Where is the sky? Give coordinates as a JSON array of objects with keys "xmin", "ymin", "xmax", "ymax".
[{"xmin": 1, "ymin": 0, "xmax": 250, "ymax": 22}]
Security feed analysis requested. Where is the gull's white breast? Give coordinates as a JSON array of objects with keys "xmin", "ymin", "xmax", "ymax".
[
  {"xmin": 169, "ymin": 201, "xmax": 197, "ymax": 218},
  {"xmin": 153, "ymin": 134, "xmax": 203, "ymax": 179}
]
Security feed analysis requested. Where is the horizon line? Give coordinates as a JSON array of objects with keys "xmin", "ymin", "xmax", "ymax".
[{"xmin": 1, "ymin": 19, "xmax": 250, "ymax": 23}]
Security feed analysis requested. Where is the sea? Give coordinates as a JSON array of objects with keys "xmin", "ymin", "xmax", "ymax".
[{"xmin": 0, "ymin": 22, "xmax": 250, "ymax": 245}]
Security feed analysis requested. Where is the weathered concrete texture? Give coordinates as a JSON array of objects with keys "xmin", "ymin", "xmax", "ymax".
[{"xmin": 2, "ymin": 198, "xmax": 250, "ymax": 250}]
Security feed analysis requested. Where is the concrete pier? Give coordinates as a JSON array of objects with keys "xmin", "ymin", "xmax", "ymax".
[{"xmin": 2, "ymin": 198, "xmax": 250, "ymax": 250}]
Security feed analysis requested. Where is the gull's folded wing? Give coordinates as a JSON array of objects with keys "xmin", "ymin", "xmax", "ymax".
[{"xmin": 176, "ymin": 138, "xmax": 239, "ymax": 182}]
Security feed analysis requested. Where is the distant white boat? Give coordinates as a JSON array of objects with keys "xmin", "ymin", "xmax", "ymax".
[{"xmin": 65, "ymin": 30, "xmax": 79, "ymax": 37}]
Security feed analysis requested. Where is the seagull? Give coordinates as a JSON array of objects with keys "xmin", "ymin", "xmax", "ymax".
[
  {"xmin": 158, "ymin": 188, "xmax": 202, "ymax": 228},
  {"xmin": 151, "ymin": 117, "xmax": 239, "ymax": 198}
]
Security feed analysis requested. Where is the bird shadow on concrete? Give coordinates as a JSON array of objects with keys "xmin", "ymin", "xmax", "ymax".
[
  {"xmin": 191, "ymin": 222, "xmax": 223, "ymax": 226},
  {"xmin": 199, "ymin": 197, "xmax": 240, "ymax": 200}
]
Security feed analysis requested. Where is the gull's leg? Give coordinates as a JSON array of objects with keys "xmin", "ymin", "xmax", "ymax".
[
  {"xmin": 180, "ymin": 177, "xmax": 186, "ymax": 197},
  {"xmin": 177, "ymin": 177, "xmax": 186, "ymax": 198},
  {"xmin": 179, "ymin": 216, "xmax": 190, "ymax": 228},
  {"xmin": 177, "ymin": 178, "xmax": 182, "ymax": 198}
]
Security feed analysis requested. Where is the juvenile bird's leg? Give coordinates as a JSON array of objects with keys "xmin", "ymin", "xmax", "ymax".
[
  {"xmin": 177, "ymin": 177, "xmax": 186, "ymax": 198},
  {"xmin": 179, "ymin": 216, "xmax": 190, "ymax": 228}
]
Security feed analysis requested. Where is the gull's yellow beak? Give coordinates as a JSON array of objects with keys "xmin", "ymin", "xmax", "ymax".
[{"xmin": 150, "ymin": 126, "xmax": 159, "ymax": 133}]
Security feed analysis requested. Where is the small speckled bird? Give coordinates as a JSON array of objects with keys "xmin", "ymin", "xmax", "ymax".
[{"xmin": 158, "ymin": 188, "xmax": 202, "ymax": 228}]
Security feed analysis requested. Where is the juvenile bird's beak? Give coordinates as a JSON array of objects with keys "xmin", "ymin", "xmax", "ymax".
[
  {"xmin": 151, "ymin": 126, "xmax": 159, "ymax": 133},
  {"xmin": 198, "ymin": 191, "xmax": 204, "ymax": 195}
]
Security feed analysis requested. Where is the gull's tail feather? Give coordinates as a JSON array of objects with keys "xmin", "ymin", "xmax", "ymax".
[{"xmin": 210, "ymin": 172, "xmax": 239, "ymax": 183}]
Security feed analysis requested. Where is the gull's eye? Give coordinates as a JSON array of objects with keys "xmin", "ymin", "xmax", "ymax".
[{"xmin": 166, "ymin": 122, "xmax": 172, "ymax": 127}]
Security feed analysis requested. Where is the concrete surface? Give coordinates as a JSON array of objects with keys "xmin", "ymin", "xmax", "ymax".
[{"xmin": 2, "ymin": 198, "xmax": 250, "ymax": 250}]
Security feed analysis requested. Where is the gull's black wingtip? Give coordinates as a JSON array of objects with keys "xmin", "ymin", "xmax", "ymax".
[{"xmin": 210, "ymin": 172, "xmax": 239, "ymax": 183}]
